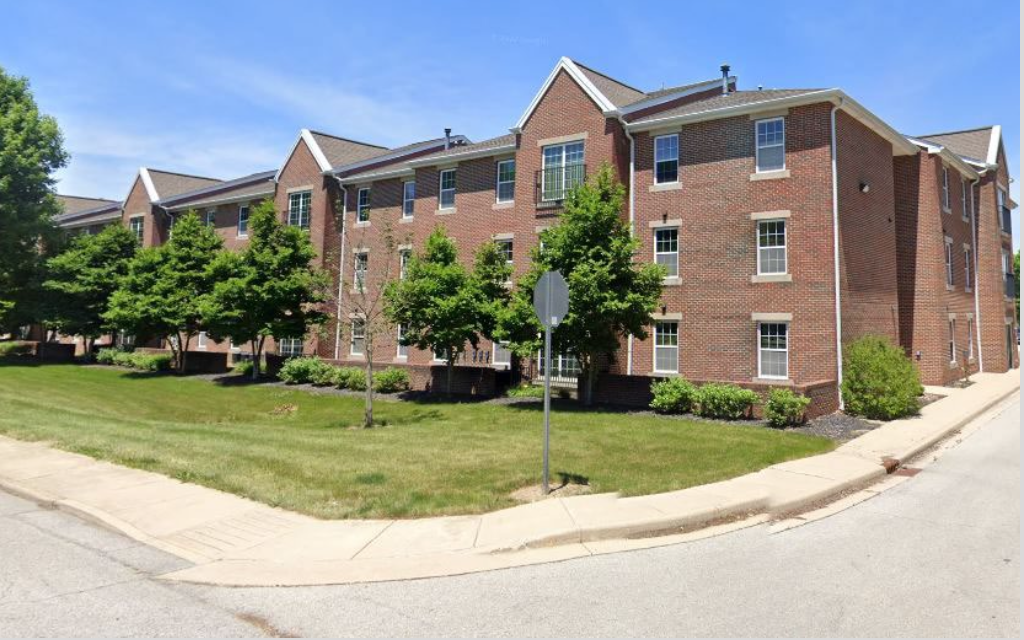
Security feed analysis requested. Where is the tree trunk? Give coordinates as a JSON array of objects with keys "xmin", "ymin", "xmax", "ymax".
[
  {"xmin": 446, "ymin": 358, "xmax": 455, "ymax": 397},
  {"xmin": 179, "ymin": 333, "xmax": 191, "ymax": 374},
  {"xmin": 251, "ymin": 338, "xmax": 262, "ymax": 381},
  {"xmin": 363, "ymin": 337, "xmax": 374, "ymax": 428}
]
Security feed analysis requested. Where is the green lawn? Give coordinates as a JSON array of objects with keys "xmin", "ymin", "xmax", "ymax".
[{"xmin": 0, "ymin": 362, "xmax": 834, "ymax": 519}]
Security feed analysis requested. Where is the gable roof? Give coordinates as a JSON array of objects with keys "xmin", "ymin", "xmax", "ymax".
[
  {"xmin": 53, "ymin": 196, "xmax": 122, "ymax": 228},
  {"xmin": 627, "ymin": 89, "xmax": 824, "ymax": 124},
  {"xmin": 574, "ymin": 61, "xmax": 646, "ymax": 108},
  {"xmin": 141, "ymin": 169, "xmax": 222, "ymax": 202},
  {"xmin": 159, "ymin": 170, "xmax": 276, "ymax": 211},
  {"xmin": 308, "ymin": 130, "xmax": 388, "ymax": 168},
  {"xmin": 55, "ymin": 195, "xmax": 118, "ymax": 215},
  {"xmin": 913, "ymin": 126, "xmax": 1001, "ymax": 166}
]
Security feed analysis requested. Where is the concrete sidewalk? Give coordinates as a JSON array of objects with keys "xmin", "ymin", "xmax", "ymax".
[{"xmin": 1, "ymin": 369, "xmax": 1018, "ymax": 586}]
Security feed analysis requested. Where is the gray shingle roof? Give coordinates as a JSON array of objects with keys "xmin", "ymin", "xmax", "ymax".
[
  {"xmin": 56, "ymin": 195, "xmax": 118, "ymax": 215},
  {"xmin": 342, "ymin": 134, "xmax": 514, "ymax": 182},
  {"xmin": 308, "ymin": 131, "xmax": 388, "ymax": 168},
  {"xmin": 914, "ymin": 127, "xmax": 995, "ymax": 164},
  {"xmin": 573, "ymin": 61, "xmax": 646, "ymax": 108},
  {"xmin": 627, "ymin": 89, "xmax": 826, "ymax": 124},
  {"xmin": 53, "ymin": 196, "xmax": 122, "ymax": 227},
  {"xmin": 147, "ymin": 170, "xmax": 222, "ymax": 200},
  {"xmin": 160, "ymin": 170, "xmax": 276, "ymax": 210}
]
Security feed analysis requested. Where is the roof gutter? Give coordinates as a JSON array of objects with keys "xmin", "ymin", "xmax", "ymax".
[
  {"xmin": 830, "ymin": 98, "xmax": 845, "ymax": 410},
  {"xmin": 970, "ymin": 177, "xmax": 984, "ymax": 372}
]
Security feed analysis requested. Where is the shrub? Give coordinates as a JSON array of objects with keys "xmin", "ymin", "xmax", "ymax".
[
  {"xmin": 842, "ymin": 335, "xmax": 923, "ymax": 420},
  {"xmin": 506, "ymin": 384, "xmax": 545, "ymax": 399},
  {"xmin": 696, "ymin": 383, "xmax": 759, "ymax": 420},
  {"xmin": 130, "ymin": 353, "xmax": 172, "ymax": 372},
  {"xmin": 650, "ymin": 377, "xmax": 698, "ymax": 414},
  {"xmin": 0, "ymin": 341, "xmax": 35, "ymax": 358},
  {"xmin": 310, "ymin": 363, "xmax": 340, "ymax": 387},
  {"xmin": 373, "ymin": 367, "xmax": 410, "ymax": 393},
  {"xmin": 278, "ymin": 357, "xmax": 332, "ymax": 385},
  {"xmin": 95, "ymin": 347, "xmax": 120, "ymax": 365},
  {"xmin": 233, "ymin": 359, "xmax": 255, "ymax": 376},
  {"xmin": 334, "ymin": 367, "xmax": 367, "ymax": 391},
  {"xmin": 764, "ymin": 388, "xmax": 811, "ymax": 428}
]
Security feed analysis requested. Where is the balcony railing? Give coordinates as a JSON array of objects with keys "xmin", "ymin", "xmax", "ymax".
[
  {"xmin": 535, "ymin": 164, "xmax": 586, "ymax": 205},
  {"xmin": 1001, "ymin": 206, "xmax": 1012, "ymax": 234},
  {"xmin": 1005, "ymin": 274, "xmax": 1017, "ymax": 299}
]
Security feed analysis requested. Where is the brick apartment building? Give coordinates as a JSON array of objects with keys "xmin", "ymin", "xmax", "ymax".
[{"xmin": 52, "ymin": 57, "xmax": 1018, "ymax": 414}]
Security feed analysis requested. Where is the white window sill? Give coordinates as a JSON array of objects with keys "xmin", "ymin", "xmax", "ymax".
[
  {"xmin": 941, "ymin": 207, "xmax": 952, "ymax": 215},
  {"xmin": 649, "ymin": 182, "xmax": 682, "ymax": 193},
  {"xmin": 663, "ymin": 276, "xmax": 682, "ymax": 286},
  {"xmin": 393, "ymin": 355, "xmax": 408, "ymax": 362},
  {"xmin": 751, "ymin": 273, "xmax": 792, "ymax": 283},
  {"xmin": 961, "ymin": 216, "xmax": 970, "ymax": 223},
  {"xmin": 750, "ymin": 169, "xmax": 790, "ymax": 181},
  {"xmin": 399, "ymin": 216, "xmax": 414, "ymax": 224},
  {"xmin": 753, "ymin": 377, "xmax": 793, "ymax": 386},
  {"xmin": 965, "ymin": 288, "xmax": 973, "ymax": 293},
  {"xmin": 436, "ymin": 208, "xmax": 457, "ymax": 215},
  {"xmin": 492, "ymin": 363, "xmax": 512, "ymax": 369},
  {"xmin": 349, "ymin": 354, "xmax": 366, "ymax": 361},
  {"xmin": 492, "ymin": 201, "xmax": 514, "ymax": 210},
  {"xmin": 649, "ymin": 370, "xmax": 679, "ymax": 378},
  {"xmin": 237, "ymin": 234, "xmax": 249, "ymax": 239},
  {"xmin": 355, "ymin": 221, "xmax": 371, "ymax": 228},
  {"xmin": 948, "ymin": 361, "xmax": 958, "ymax": 369},
  {"xmin": 946, "ymin": 283, "xmax": 955, "ymax": 291}
]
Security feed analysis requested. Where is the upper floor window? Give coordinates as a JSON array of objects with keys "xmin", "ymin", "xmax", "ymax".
[
  {"xmin": 205, "ymin": 209, "xmax": 216, "ymax": 228},
  {"xmin": 353, "ymin": 252, "xmax": 368, "ymax": 291},
  {"xmin": 757, "ymin": 220, "xmax": 787, "ymax": 275},
  {"xmin": 964, "ymin": 246, "xmax": 973, "ymax": 292},
  {"xmin": 755, "ymin": 118, "xmax": 785, "ymax": 172},
  {"xmin": 492, "ymin": 341, "xmax": 512, "ymax": 367},
  {"xmin": 654, "ymin": 227, "xmax": 679, "ymax": 278},
  {"xmin": 960, "ymin": 178, "xmax": 968, "ymax": 220},
  {"xmin": 944, "ymin": 237, "xmax": 954, "ymax": 287},
  {"xmin": 439, "ymin": 169, "xmax": 457, "ymax": 210},
  {"xmin": 941, "ymin": 166, "xmax": 950, "ymax": 211},
  {"xmin": 758, "ymin": 322, "xmax": 789, "ymax": 379},
  {"xmin": 541, "ymin": 141, "xmax": 585, "ymax": 201},
  {"xmin": 356, "ymin": 187, "xmax": 371, "ymax": 223},
  {"xmin": 402, "ymin": 181, "xmax": 415, "ymax": 218},
  {"xmin": 399, "ymin": 249, "xmax": 411, "ymax": 279},
  {"xmin": 496, "ymin": 159, "xmax": 516, "ymax": 203},
  {"xmin": 998, "ymin": 187, "xmax": 1011, "ymax": 233},
  {"xmin": 237, "ymin": 205, "xmax": 249, "ymax": 237},
  {"xmin": 654, "ymin": 134, "xmax": 679, "ymax": 184},
  {"xmin": 128, "ymin": 216, "xmax": 144, "ymax": 243},
  {"xmin": 287, "ymin": 191, "xmax": 311, "ymax": 229},
  {"xmin": 495, "ymin": 238, "xmax": 514, "ymax": 267}
]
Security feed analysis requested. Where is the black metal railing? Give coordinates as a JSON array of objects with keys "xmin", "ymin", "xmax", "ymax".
[
  {"xmin": 1005, "ymin": 273, "xmax": 1017, "ymax": 299},
  {"xmin": 535, "ymin": 164, "xmax": 586, "ymax": 205},
  {"xmin": 1001, "ymin": 206, "xmax": 1012, "ymax": 234}
]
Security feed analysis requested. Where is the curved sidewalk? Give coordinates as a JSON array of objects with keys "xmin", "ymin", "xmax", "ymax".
[{"xmin": 1, "ymin": 370, "xmax": 1018, "ymax": 586}]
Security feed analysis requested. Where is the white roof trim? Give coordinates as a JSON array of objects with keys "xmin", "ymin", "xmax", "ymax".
[
  {"xmin": 512, "ymin": 57, "xmax": 617, "ymax": 133},
  {"xmin": 407, "ymin": 142, "xmax": 517, "ymax": 168},
  {"xmin": 987, "ymin": 124, "xmax": 1002, "ymax": 165},
  {"xmin": 906, "ymin": 138, "xmax": 980, "ymax": 179},
  {"xmin": 340, "ymin": 166, "xmax": 416, "ymax": 184},
  {"xmin": 139, "ymin": 167, "xmax": 159, "ymax": 202},
  {"xmin": 274, "ymin": 129, "xmax": 332, "ymax": 183},
  {"xmin": 165, "ymin": 188, "xmax": 275, "ymax": 212},
  {"xmin": 618, "ymin": 77, "xmax": 732, "ymax": 115}
]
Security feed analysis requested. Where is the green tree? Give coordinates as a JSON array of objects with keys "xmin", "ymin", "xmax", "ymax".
[
  {"xmin": 0, "ymin": 67, "xmax": 68, "ymax": 331},
  {"xmin": 472, "ymin": 239, "xmax": 514, "ymax": 343},
  {"xmin": 203, "ymin": 200, "xmax": 330, "ymax": 380},
  {"xmin": 104, "ymin": 212, "xmax": 221, "ymax": 372},
  {"xmin": 384, "ymin": 227, "xmax": 483, "ymax": 395},
  {"xmin": 499, "ymin": 164, "xmax": 664, "ymax": 405},
  {"xmin": 42, "ymin": 224, "xmax": 138, "ymax": 352}
]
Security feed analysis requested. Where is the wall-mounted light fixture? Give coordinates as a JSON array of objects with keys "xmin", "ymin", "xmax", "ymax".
[{"xmin": 859, "ymin": 181, "xmax": 870, "ymax": 193}]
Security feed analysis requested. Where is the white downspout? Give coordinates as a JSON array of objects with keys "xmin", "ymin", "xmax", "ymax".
[
  {"xmin": 618, "ymin": 117, "xmax": 637, "ymax": 376},
  {"xmin": 830, "ymin": 99, "xmax": 845, "ymax": 409},
  {"xmin": 970, "ymin": 176, "xmax": 984, "ymax": 371},
  {"xmin": 333, "ymin": 179, "xmax": 349, "ymax": 361}
]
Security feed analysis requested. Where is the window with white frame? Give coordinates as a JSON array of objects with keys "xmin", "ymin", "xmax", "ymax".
[
  {"xmin": 353, "ymin": 252, "xmax": 368, "ymax": 290},
  {"xmin": 654, "ymin": 227, "xmax": 679, "ymax": 278},
  {"xmin": 654, "ymin": 320, "xmax": 679, "ymax": 373},
  {"xmin": 967, "ymin": 318, "xmax": 975, "ymax": 360},
  {"xmin": 197, "ymin": 331, "xmax": 208, "ymax": 350},
  {"xmin": 129, "ymin": 216, "xmax": 144, "ymax": 243},
  {"xmin": 402, "ymin": 181, "xmax": 415, "ymax": 218},
  {"xmin": 960, "ymin": 178, "xmax": 968, "ymax": 219},
  {"xmin": 492, "ymin": 341, "xmax": 512, "ymax": 367},
  {"xmin": 948, "ymin": 319, "xmax": 956, "ymax": 363},
  {"xmin": 433, "ymin": 347, "xmax": 449, "ymax": 362},
  {"xmin": 757, "ymin": 219, "xmax": 787, "ymax": 275},
  {"xmin": 964, "ymin": 246, "xmax": 973, "ymax": 291},
  {"xmin": 399, "ymin": 249, "xmax": 411, "ymax": 279},
  {"xmin": 496, "ymin": 159, "xmax": 516, "ymax": 203},
  {"xmin": 755, "ymin": 118, "xmax": 785, "ymax": 172},
  {"xmin": 350, "ymin": 319, "xmax": 365, "ymax": 356},
  {"xmin": 944, "ymin": 238, "xmax": 954, "ymax": 287},
  {"xmin": 356, "ymin": 187, "xmax": 370, "ymax": 223},
  {"xmin": 278, "ymin": 337, "xmax": 303, "ymax": 357},
  {"xmin": 758, "ymin": 322, "xmax": 789, "ymax": 379},
  {"xmin": 654, "ymin": 134, "xmax": 679, "ymax": 184},
  {"xmin": 287, "ymin": 191, "xmax": 311, "ymax": 228},
  {"xmin": 541, "ymin": 141, "xmax": 585, "ymax": 201},
  {"xmin": 941, "ymin": 166, "xmax": 950, "ymax": 211},
  {"xmin": 237, "ymin": 205, "xmax": 249, "ymax": 237},
  {"xmin": 495, "ymin": 238, "xmax": 513, "ymax": 266},
  {"xmin": 439, "ymin": 169, "xmax": 457, "ymax": 209},
  {"xmin": 396, "ymin": 324, "xmax": 409, "ymax": 358}
]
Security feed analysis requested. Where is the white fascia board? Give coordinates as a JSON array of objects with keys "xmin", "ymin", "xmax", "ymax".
[
  {"xmin": 407, "ymin": 143, "xmax": 517, "ymax": 168},
  {"xmin": 340, "ymin": 167, "xmax": 416, "ymax": 184},
  {"xmin": 617, "ymin": 77, "xmax": 732, "ymax": 116},
  {"xmin": 986, "ymin": 124, "xmax": 1002, "ymax": 165},
  {"xmin": 274, "ymin": 129, "xmax": 332, "ymax": 183},
  {"xmin": 139, "ymin": 167, "xmax": 159, "ymax": 202},
  {"xmin": 838, "ymin": 94, "xmax": 920, "ymax": 156},
  {"xmin": 512, "ymin": 57, "xmax": 617, "ymax": 133},
  {"xmin": 906, "ymin": 137, "xmax": 980, "ymax": 179}
]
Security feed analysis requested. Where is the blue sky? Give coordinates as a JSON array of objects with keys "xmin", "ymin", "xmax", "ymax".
[{"xmin": 1, "ymin": 1, "xmax": 1018, "ymax": 246}]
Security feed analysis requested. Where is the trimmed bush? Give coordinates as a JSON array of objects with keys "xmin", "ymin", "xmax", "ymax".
[
  {"xmin": 95, "ymin": 347, "xmax": 120, "ymax": 365},
  {"xmin": 764, "ymin": 388, "xmax": 811, "ymax": 428},
  {"xmin": 278, "ymin": 357, "xmax": 332, "ymax": 385},
  {"xmin": 95, "ymin": 347, "xmax": 170, "ymax": 372},
  {"xmin": 650, "ymin": 377, "xmax": 698, "ymax": 414},
  {"xmin": 334, "ymin": 367, "xmax": 367, "ymax": 391},
  {"xmin": 233, "ymin": 359, "xmax": 255, "ymax": 376},
  {"xmin": 0, "ymin": 341, "xmax": 35, "ymax": 358},
  {"xmin": 506, "ymin": 383, "xmax": 545, "ymax": 399},
  {"xmin": 310, "ymin": 363, "xmax": 339, "ymax": 387},
  {"xmin": 842, "ymin": 335, "xmax": 922, "ymax": 420},
  {"xmin": 696, "ymin": 383, "xmax": 759, "ymax": 420},
  {"xmin": 373, "ymin": 367, "xmax": 410, "ymax": 393}
]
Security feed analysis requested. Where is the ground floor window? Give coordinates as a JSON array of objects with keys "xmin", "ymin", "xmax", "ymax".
[
  {"xmin": 350, "ymin": 320, "xmax": 366, "ymax": 356},
  {"xmin": 537, "ymin": 351, "xmax": 581, "ymax": 385},
  {"xmin": 967, "ymin": 319, "xmax": 974, "ymax": 361},
  {"xmin": 653, "ymin": 320, "xmax": 679, "ymax": 373},
  {"xmin": 396, "ymin": 324, "xmax": 408, "ymax": 358},
  {"xmin": 758, "ymin": 322, "xmax": 789, "ymax": 379},
  {"xmin": 278, "ymin": 337, "xmax": 303, "ymax": 357},
  {"xmin": 948, "ymin": 319, "xmax": 956, "ymax": 363},
  {"xmin": 197, "ymin": 331, "xmax": 208, "ymax": 351},
  {"xmin": 493, "ymin": 341, "xmax": 512, "ymax": 367}
]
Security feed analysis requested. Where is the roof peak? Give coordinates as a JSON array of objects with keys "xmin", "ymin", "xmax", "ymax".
[
  {"xmin": 568, "ymin": 58, "xmax": 644, "ymax": 94},
  {"xmin": 144, "ymin": 167, "xmax": 222, "ymax": 182},
  {"xmin": 306, "ymin": 129, "xmax": 388, "ymax": 150},
  {"xmin": 913, "ymin": 125, "xmax": 996, "ymax": 140}
]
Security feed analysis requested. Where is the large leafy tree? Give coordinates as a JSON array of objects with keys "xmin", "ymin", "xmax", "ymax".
[
  {"xmin": 498, "ymin": 164, "xmax": 664, "ymax": 405},
  {"xmin": 203, "ymin": 200, "xmax": 329, "ymax": 380},
  {"xmin": 0, "ymin": 67, "xmax": 68, "ymax": 331},
  {"xmin": 385, "ymin": 227, "xmax": 485, "ymax": 395},
  {"xmin": 42, "ymin": 224, "xmax": 138, "ymax": 352},
  {"xmin": 105, "ymin": 212, "xmax": 221, "ymax": 372}
]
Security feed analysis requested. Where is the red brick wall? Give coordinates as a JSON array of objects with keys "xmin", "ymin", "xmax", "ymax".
[{"xmin": 120, "ymin": 176, "xmax": 161, "ymax": 248}]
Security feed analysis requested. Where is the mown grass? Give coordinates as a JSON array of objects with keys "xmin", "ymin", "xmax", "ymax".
[{"xmin": 0, "ymin": 362, "xmax": 834, "ymax": 519}]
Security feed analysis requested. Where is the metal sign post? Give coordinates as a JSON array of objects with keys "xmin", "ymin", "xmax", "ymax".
[{"xmin": 533, "ymin": 271, "xmax": 569, "ymax": 495}]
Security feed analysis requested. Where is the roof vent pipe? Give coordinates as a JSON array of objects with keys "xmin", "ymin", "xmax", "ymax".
[
  {"xmin": 720, "ymin": 64, "xmax": 731, "ymax": 95},
  {"xmin": 444, "ymin": 128, "xmax": 452, "ymax": 150}
]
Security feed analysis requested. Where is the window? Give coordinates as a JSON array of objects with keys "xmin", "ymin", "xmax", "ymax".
[
  {"xmin": 944, "ymin": 238, "xmax": 954, "ymax": 287},
  {"xmin": 998, "ymin": 187, "xmax": 1011, "ymax": 232},
  {"xmin": 197, "ymin": 331, "xmax": 208, "ymax": 351},
  {"xmin": 948, "ymin": 319, "xmax": 956, "ymax": 363},
  {"xmin": 356, "ymin": 187, "xmax": 370, "ymax": 223},
  {"xmin": 439, "ymin": 169, "xmax": 456, "ymax": 209},
  {"xmin": 755, "ymin": 118, "xmax": 785, "ymax": 172},
  {"xmin": 495, "ymin": 238, "xmax": 513, "ymax": 266},
  {"xmin": 653, "ymin": 320, "xmax": 679, "ymax": 373},
  {"xmin": 402, "ymin": 181, "xmax": 415, "ymax": 218},
  {"xmin": 129, "ymin": 216, "xmax": 144, "ymax": 243},
  {"xmin": 537, "ymin": 351, "xmax": 581, "ymax": 380},
  {"xmin": 350, "ymin": 319, "xmax": 366, "ymax": 356},
  {"xmin": 654, "ymin": 227, "xmax": 679, "ymax": 278},
  {"xmin": 396, "ymin": 324, "xmax": 409, "ymax": 358},
  {"xmin": 964, "ymin": 246, "xmax": 973, "ymax": 291},
  {"xmin": 237, "ymin": 205, "xmax": 249, "ymax": 237},
  {"xmin": 941, "ymin": 166, "xmax": 950, "ymax": 211},
  {"xmin": 492, "ymin": 341, "xmax": 512, "ymax": 367},
  {"xmin": 541, "ymin": 141, "xmax": 585, "ymax": 201},
  {"xmin": 353, "ymin": 252, "xmax": 368, "ymax": 290},
  {"xmin": 961, "ymin": 178, "xmax": 968, "ymax": 220},
  {"xmin": 399, "ymin": 249, "xmax": 411, "ymax": 279},
  {"xmin": 757, "ymin": 220, "xmax": 787, "ymax": 275},
  {"xmin": 654, "ymin": 134, "xmax": 679, "ymax": 184},
  {"xmin": 758, "ymin": 322, "xmax": 789, "ymax": 379},
  {"xmin": 205, "ymin": 209, "xmax": 216, "ymax": 227},
  {"xmin": 287, "ymin": 191, "xmax": 311, "ymax": 229},
  {"xmin": 967, "ymin": 319, "xmax": 975, "ymax": 361},
  {"xmin": 278, "ymin": 337, "xmax": 303, "ymax": 357},
  {"xmin": 496, "ymin": 159, "xmax": 516, "ymax": 203}
]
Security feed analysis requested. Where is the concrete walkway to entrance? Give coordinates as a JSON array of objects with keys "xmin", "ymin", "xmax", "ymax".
[{"xmin": 1, "ymin": 370, "xmax": 1018, "ymax": 587}]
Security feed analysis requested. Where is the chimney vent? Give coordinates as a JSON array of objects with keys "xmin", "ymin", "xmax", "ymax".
[
  {"xmin": 444, "ymin": 128, "xmax": 452, "ymax": 150},
  {"xmin": 720, "ymin": 63, "xmax": 731, "ymax": 95}
]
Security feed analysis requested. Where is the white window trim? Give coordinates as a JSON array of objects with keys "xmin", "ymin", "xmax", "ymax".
[
  {"xmin": 402, "ymin": 181, "xmax": 415, "ymax": 218},
  {"xmin": 756, "ymin": 219, "xmax": 788, "ymax": 276},
  {"xmin": 353, "ymin": 251, "xmax": 368, "ymax": 290},
  {"xmin": 205, "ymin": 209, "xmax": 217, "ymax": 227},
  {"xmin": 128, "ymin": 215, "xmax": 144, "ymax": 242},
  {"xmin": 350, "ymin": 319, "xmax": 366, "ymax": 356},
  {"xmin": 653, "ymin": 133, "xmax": 680, "ymax": 185},
  {"xmin": 287, "ymin": 191, "xmax": 312, "ymax": 228},
  {"xmin": 652, "ymin": 320, "xmax": 679, "ymax": 374},
  {"xmin": 197, "ymin": 331, "xmax": 208, "ymax": 351},
  {"xmin": 944, "ymin": 236, "xmax": 955, "ymax": 288},
  {"xmin": 492, "ymin": 341, "xmax": 512, "ymax": 367},
  {"xmin": 653, "ymin": 226, "xmax": 679, "ymax": 279},
  {"xmin": 960, "ymin": 178, "xmax": 968, "ymax": 221},
  {"xmin": 237, "ymin": 205, "xmax": 249, "ymax": 238},
  {"xmin": 496, "ymin": 159, "xmax": 515, "ymax": 204},
  {"xmin": 941, "ymin": 166, "xmax": 950, "ymax": 212},
  {"xmin": 754, "ymin": 117, "xmax": 785, "ymax": 173},
  {"xmin": 964, "ymin": 245, "xmax": 973, "ymax": 292},
  {"xmin": 399, "ymin": 249, "xmax": 411, "ymax": 280},
  {"xmin": 948, "ymin": 318, "xmax": 957, "ymax": 364},
  {"xmin": 356, "ymin": 187, "xmax": 371, "ymax": 223},
  {"xmin": 439, "ymin": 169, "xmax": 457, "ymax": 210},
  {"xmin": 540, "ymin": 141, "xmax": 585, "ymax": 202},
  {"xmin": 396, "ymin": 324, "xmax": 409, "ymax": 359},
  {"xmin": 967, "ymin": 318, "xmax": 975, "ymax": 361},
  {"xmin": 757, "ymin": 321, "xmax": 790, "ymax": 380}
]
